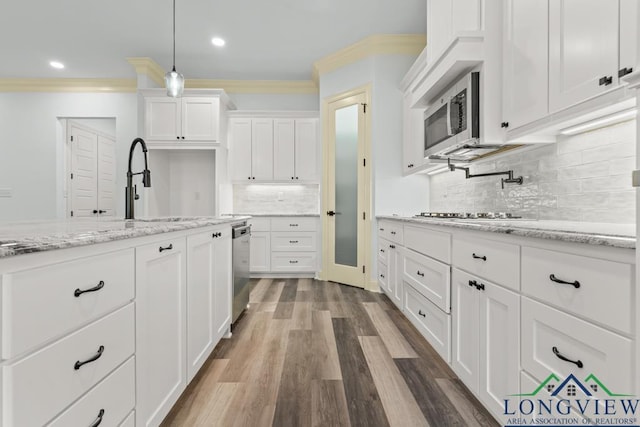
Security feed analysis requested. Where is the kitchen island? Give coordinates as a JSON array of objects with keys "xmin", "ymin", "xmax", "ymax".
[{"xmin": 0, "ymin": 216, "xmax": 247, "ymax": 427}]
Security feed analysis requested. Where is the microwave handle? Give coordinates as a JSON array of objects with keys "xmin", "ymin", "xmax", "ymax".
[{"xmin": 446, "ymin": 97, "xmax": 453, "ymax": 136}]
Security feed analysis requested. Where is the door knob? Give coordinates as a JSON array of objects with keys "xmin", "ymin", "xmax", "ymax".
[{"xmin": 326, "ymin": 211, "xmax": 336, "ymax": 216}]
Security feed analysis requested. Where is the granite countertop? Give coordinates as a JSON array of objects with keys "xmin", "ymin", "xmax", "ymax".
[
  {"xmin": 228, "ymin": 213, "xmax": 321, "ymax": 217},
  {"xmin": 0, "ymin": 216, "xmax": 250, "ymax": 259},
  {"xmin": 377, "ymin": 215, "xmax": 636, "ymax": 249}
]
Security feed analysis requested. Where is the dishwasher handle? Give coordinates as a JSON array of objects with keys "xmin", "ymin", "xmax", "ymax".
[{"xmin": 232, "ymin": 225, "xmax": 251, "ymax": 238}]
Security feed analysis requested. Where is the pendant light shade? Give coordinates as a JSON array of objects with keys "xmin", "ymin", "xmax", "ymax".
[{"xmin": 165, "ymin": 0, "xmax": 184, "ymax": 97}]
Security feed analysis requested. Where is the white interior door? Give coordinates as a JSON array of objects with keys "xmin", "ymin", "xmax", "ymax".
[
  {"xmin": 69, "ymin": 124, "xmax": 98, "ymax": 217},
  {"xmin": 323, "ymin": 89, "xmax": 370, "ymax": 288},
  {"xmin": 97, "ymin": 135, "xmax": 116, "ymax": 216}
]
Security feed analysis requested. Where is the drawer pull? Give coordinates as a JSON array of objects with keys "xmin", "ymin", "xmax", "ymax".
[
  {"xmin": 289, "ymin": 240, "xmax": 299, "ymax": 244},
  {"xmin": 472, "ymin": 253, "xmax": 487, "ymax": 261},
  {"xmin": 418, "ymin": 310, "xmax": 426, "ymax": 317},
  {"xmin": 74, "ymin": 280, "xmax": 105, "ymax": 297},
  {"xmin": 289, "ymin": 224, "xmax": 299, "ymax": 227},
  {"xmin": 212, "ymin": 232, "xmax": 222, "ymax": 238},
  {"xmin": 90, "ymin": 409, "xmax": 105, "ymax": 427},
  {"xmin": 552, "ymin": 346, "xmax": 583, "ymax": 368},
  {"xmin": 379, "ymin": 228, "xmax": 384, "ymax": 231},
  {"xmin": 380, "ymin": 274, "xmax": 385, "ymax": 279},
  {"xmin": 289, "ymin": 260, "xmax": 298, "ymax": 264},
  {"xmin": 389, "ymin": 244, "xmax": 396, "ymax": 249},
  {"xmin": 468, "ymin": 280, "xmax": 485, "ymax": 291},
  {"xmin": 74, "ymin": 345, "xmax": 105, "ymax": 370},
  {"xmin": 549, "ymin": 274, "xmax": 580, "ymax": 289},
  {"xmin": 159, "ymin": 244, "xmax": 174, "ymax": 252},
  {"xmin": 417, "ymin": 271, "xmax": 425, "ymax": 277},
  {"xmin": 391, "ymin": 231, "xmax": 396, "ymax": 235},
  {"xmin": 380, "ymin": 249, "xmax": 385, "ymax": 253}
]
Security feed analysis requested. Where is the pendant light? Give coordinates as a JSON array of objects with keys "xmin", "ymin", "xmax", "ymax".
[{"xmin": 165, "ymin": 0, "xmax": 184, "ymax": 97}]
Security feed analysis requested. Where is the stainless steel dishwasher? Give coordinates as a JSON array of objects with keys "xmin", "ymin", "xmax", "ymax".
[{"xmin": 232, "ymin": 222, "xmax": 251, "ymax": 323}]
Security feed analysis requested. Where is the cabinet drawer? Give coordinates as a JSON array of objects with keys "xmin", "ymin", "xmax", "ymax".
[
  {"xmin": 271, "ymin": 232, "xmax": 317, "ymax": 251},
  {"xmin": 248, "ymin": 217, "xmax": 270, "ymax": 232},
  {"xmin": 271, "ymin": 217, "xmax": 317, "ymax": 232},
  {"xmin": 404, "ymin": 224, "xmax": 450, "ymax": 263},
  {"xmin": 452, "ymin": 235, "xmax": 519, "ymax": 290},
  {"xmin": 403, "ymin": 283, "xmax": 451, "ymax": 363},
  {"xmin": 522, "ymin": 246, "xmax": 633, "ymax": 334},
  {"xmin": 378, "ymin": 221, "xmax": 403, "ymax": 244},
  {"xmin": 49, "ymin": 357, "xmax": 135, "ymax": 427},
  {"xmin": 522, "ymin": 297, "xmax": 633, "ymax": 395},
  {"xmin": 378, "ymin": 238, "xmax": 391, "ymax": 264},
  {"xmin": 271, "ymin": 252, "xmax": 317, "ymax": 272},
  {"xmin": 403, "ymin": 248, "xmax": 451, "ymax": 313},
  {"xmin": 3, "ymin": 303, "xmax": 135, "ymax": 427},
  {"xmin": 2, "ymin": 248, "xmax": 134, "ymax": 359},
  {"xmin": 378, "ymin": 260, "xmax": 388, "ymax": 292}
]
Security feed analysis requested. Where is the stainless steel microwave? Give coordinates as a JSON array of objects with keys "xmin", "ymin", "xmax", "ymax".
[{"xmin": 424, "ymin": 71, "xmax": 480, "ymax": 159}]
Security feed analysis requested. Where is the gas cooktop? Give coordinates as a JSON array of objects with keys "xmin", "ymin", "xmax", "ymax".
[{"xmin": 415, "ymin": 212, "xmax": 522, "ymax": 219}]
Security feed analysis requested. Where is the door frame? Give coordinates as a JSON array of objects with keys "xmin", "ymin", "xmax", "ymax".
[{"xmin": 320, "ymin": 84, "xmax": 373, "ymax": 289}]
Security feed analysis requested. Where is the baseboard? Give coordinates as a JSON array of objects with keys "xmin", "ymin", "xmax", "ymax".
[{"xmin": 250, "ymin": 273, "xmax": 316, "ymax": 279}]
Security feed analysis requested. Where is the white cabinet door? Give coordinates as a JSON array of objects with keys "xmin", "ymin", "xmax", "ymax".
[
  {"xmin": 186, "ymin": 232, "xmax": 216, "ymax": 382},
  {"xmin": 213, "ymin": 230, "xmax": 232, "ymax": 340},
  {"xmin": 427, "ymin": 0, "xmax": 452, "ymax": 62},
  {"xmin": 145, "ymin": 97, "xmax": 181, "ymax": 141},
  {"xmin": 181, "ymin": 97, "xmax": 219, "ymax": 141},
  {"xmin": 251, "ymin": 119, "xmax": 274, "ymax": 181},
  {"xmin": 620, "ymin": 0, "xmax": 639, "ymax": 78},
  {"xmin": 294, "ymin": 119, "xmax": 319, "ymax": 182},
  {"xmin": 388, "ymin": 244, "xmax": 402, "ymax": 309},
  {"xmin": 135, "ymin": 237, "xmax": 187, "ymax": 427},
  {"xmin": 402, "ymin": 92, "xmax": 424, "ymax": 174},
  {"xmin": 549, "ymin": 0, "xmax": 619, "ymax": 112},
  {"xmin": 273, "ymin": 119, "xmax": 296, "ymax": 181},
  {"xmin": 230, "ymin": 118, "xmax": 253, "ymax": 182},
  {"xmin": 451, "ymin": 268, "xmax": 480, "ymax": 392},
  {"xmin": 502, "ymin": 0, "xmax": 548, "ymax": 130},
  {"xmin": 250, "ymin": 231, "xmax": 270, "ymax": 272},
  {"xmin": 478, "ymin": 281, "xmax": 519, "ymax": 426}
]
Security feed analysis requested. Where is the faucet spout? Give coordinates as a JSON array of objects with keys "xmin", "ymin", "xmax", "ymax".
[{"xmin": 125, "ymin": 138, "xmax": 152, "ymax": 220}]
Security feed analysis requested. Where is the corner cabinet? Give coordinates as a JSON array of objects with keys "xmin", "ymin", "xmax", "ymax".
[
  {"xmin": 141, "ymin": 89, "xmax": 235, "ymax": 148},
  {"xmin": 135, "ymin": 236, "xmax": 187, "ymax": 427},
  {"xmin": 229, "ymin": 112, "xmax": 319, "ymax": 183}
]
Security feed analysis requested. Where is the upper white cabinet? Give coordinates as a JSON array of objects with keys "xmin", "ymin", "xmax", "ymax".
[
  {"xmin": 402, "ymin": 92, "xmax": 425, "ymax": 175},
  {"xmin": 502, "ymin": 0, "xmax": 549, "ymax": 130},
  {"xmin": 620, "ymin": 0, "xmax": 639, "ymax": 78},
  {"xmin": 427, "ymin": 0, "xmax": 483, "ymax": 62},
  {"xmin": 549, "ymin": 0, "xmax": 620, "ymax": 113},
  {"xmin": 229, "ymin": 113, "xmax": 319, "ymax": 183},
  {"xmin": 142, "ymin": 89, "xmax": 234, "ymax": 147}
]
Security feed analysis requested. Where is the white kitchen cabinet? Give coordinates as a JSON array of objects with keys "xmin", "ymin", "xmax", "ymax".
[
  {"xmin": 451, "ymin": 268, "xmax": 519, "ymax": 426},
  {"xmin": 273, "ymin": 118, "xmax": 319, "ymax": 181},
  {"xmin": 230, "ymin": 118, "xmax": 253, "ymax": 181},
  {"xmin": 620, "ymin": 0, "xmax": 639, "ymax": 78},
  {"xmin": 250, "ymin": 231, "xmax": 271, "ymax": 272},
  {"xmin": 427, "ymin": 0, "xmax": 483, "ymax": 63},
  {"xmin": 135, "ymin": 237, "xmax": 187, "ymax": 427},
  {"xmin": 402, "ymin": 91, "xmax": 425, "ymax": 174},
  {"xmin": 502, "ymin": 0, "xmax": 549, "ymax": 130},
  {"xmin": 387, "ymin": 241, "xmax": 402, "ymax": 309},
  {"xmin": 186, "ymin": 227, "xmax": 231, "ymax": 382},
  {"xmin": 549, "ymin": 0, "xmax": 620, "ymax": 113},
  {"xmin": 273, "ymin": 119, "xmax": 296, "ymax": 181},
  {"xmin": 145, "ymin": 96, "xmax": 220, "ymax": 142},
  {"xmin": 229, "ymin": 118, "xmax": 273, "ymax": 181},
  {"xmin": 294, "ymin": 119, "xmax": 319, "ymax": 181}
]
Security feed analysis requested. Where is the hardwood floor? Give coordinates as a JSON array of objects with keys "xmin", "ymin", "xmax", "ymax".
[{"xmin": 162, "ymin": 279, "xmax": 499, "ymax": 427}]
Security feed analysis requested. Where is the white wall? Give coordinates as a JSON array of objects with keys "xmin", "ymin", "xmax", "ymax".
[
  {"xmin": 229, "ymin": 93, "xmax": 319, "ymax": 111},
  {"xmin": 0, "ymin": 92, "xmax": 138, "ymax": 221}
]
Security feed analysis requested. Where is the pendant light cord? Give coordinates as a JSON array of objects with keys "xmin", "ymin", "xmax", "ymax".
[{"xmin": 172, "ymin": 0, "xmax": 176, "ymax": 69}]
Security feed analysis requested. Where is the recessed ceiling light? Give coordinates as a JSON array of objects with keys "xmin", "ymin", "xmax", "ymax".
[
  {"xmin": 211, "ymin": 37, "xmax": 226, "ymax": 47},
  {"xmin": 49, "ymin": 61, "xmax": 65, "ymax": 69}
]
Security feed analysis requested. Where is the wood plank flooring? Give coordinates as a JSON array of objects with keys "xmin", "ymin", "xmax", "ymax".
[{"xmin": 162, "ymin": 279, "xmax": 499, "ymax": 427}]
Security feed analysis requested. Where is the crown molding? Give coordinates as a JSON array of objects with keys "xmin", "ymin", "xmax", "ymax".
[
  {"xmin": 185, "ymin": 79, "xmax": 318, "ymax": 94},
  {"xmin": 126, "ymin": 57, "xmax": 166, "ymax": 86},
  {"xmin": 312, "ymin": 34, "xmax": 426, "ymax": 85},
  {"xmin": 0, "ymin": 78, "xmax": 136, "ymax": 93}
]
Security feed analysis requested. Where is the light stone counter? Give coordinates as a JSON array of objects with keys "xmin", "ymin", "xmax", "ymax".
[
  {"xmin": 377, "ymin": 215, "xmax": 635, "ymax": 249},
  {"xmin": 0, "ymin": 216, "xmax": 249, "ymax": 259},
  {"xmin": 231, "ymin": 213, "xmax": 320, "ymax": 217}
]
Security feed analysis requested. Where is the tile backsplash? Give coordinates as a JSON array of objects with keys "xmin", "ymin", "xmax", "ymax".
[
  {"xmin": 429, "ymin": 120, "xmax": 636, "ymax": 223},
  {"xmin": 233, "ymin": 184, "xmax": 320, "ymax": 214}
]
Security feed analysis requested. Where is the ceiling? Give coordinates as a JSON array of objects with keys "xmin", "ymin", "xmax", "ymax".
[{"xmin": 1, "ymin": 0, "xmax": 426, "ymax": 81}]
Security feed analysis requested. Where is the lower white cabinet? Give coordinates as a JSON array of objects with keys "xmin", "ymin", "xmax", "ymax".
[
  {"xmin": 135, "ymin": 236, "xmax": 188, "ymax": 427},
  {"xmin": 186, "ymin": 227, "xmax": 231, "ymax": 382},
  {"xmin": 387, "ymin": 241, "xmax": 402, "ymax": 309},
  {"xmin": 451, "ymin": 268, "xmax": 519, "ymax": 425}
]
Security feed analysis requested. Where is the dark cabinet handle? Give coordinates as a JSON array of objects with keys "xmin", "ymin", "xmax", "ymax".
[
  {"xmin": 552, "ymin": 346, "xmax": 583, "ymax": 368},
  {"xmin": 408, "ymin": 164, "xmax": 414, "ymax": 168},
  {"xmin": 74, "ymin": 280, "xmax": 105, "ymax": 298},
  {"xmin": 380, "ymin": 274, "xmax": 385, "ymax": 279},
  {"xmin": 74, "ymin": 345, "xmax": 105, "ymax": 370},
  {"xmin": 501, "ymin": 122, "xmax": 509, "ymax": 128},
  {"xmin": 390, "ymin": 231, "xmax": 396, "ymax": 235},
  {"xmin": 549, "ymin": 274, "xmax": 580, "ymax": 289},
  {"xmin": 176, "ymin": 136, "xmax": 180, "ymax": 140},
  {"xmin": 159, "ymin": 244, "xmax": 173, "ymax": 252},
  {"xmin": 90, "ymin": 409, "xmax": 105, "ymax": 427},
  {"xmin": 599, "ymin": 76, "xmax": 613, "ymax": 86},
  {"xmin": 418, "ymin": 310, "xmax": 426, "ymax": 317},
  {"xmin": 619, "ymin": 67, "xmax": 634, "ymax": 78},
  {"xmin": 472, "ymin": 253, "xmax": 486, "ymax": 261},
  {"xmin": 296, "ymin": 177, "xmax": 299, "ymax": 179},
  {"xmin": 379, "ymin": 228, "xmax": 384, "ymax": 231},
  {"xmin": 389, "ymin": 244, "xmax": 396, "ymax": 249},
  {"xmin": 380, "ymin": 249, "xmax": 385, "ymax": 253},
  {"xmin": 289, "ymin": 240, "xmax": 299, "ymax": 243},
  {"xmin": 248, "ymin": 177, "xmax": 251, "ymax": 180},
  {"xmin": 290, "ymin": 224, "xmax": 299, "ymax": 227},
  {"xmin": 92, "ymin": 209, "xmax": 98, "ymax": 214},
  {"xmin": 212, "ymin": 232, "xmax": 222, "ymax": 238},
  {"xmin": 417, "ymin": 271, "xmax": 425, "ymax": 277},
  {"xmin": 289, "ymin": 260, "xmax": 298, "ymax": 264},
  {"xmin": 252, "ymin": 177, "xmax": 256, "ymax": 180},
  {"xmin": 468, "ymin": 280, "xmax": 485, "ymax": 291},
  {"xmin": 181, "ymin": 136, "xmax": 185, "ymax": 139},
  {"xmin": 99, "ymin": 210, "xmax": 106, "ymax": 214}
]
